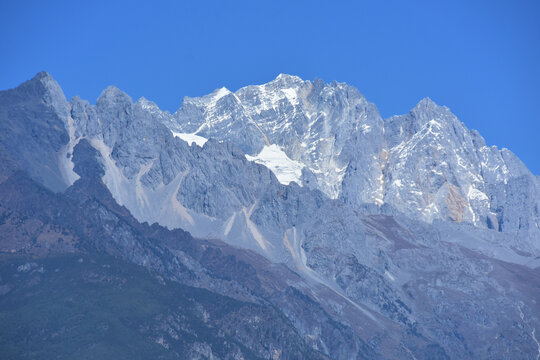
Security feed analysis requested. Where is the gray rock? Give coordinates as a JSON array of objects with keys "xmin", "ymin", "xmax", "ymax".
[
  {"xmin": 2, "ymin": 72, "xmax": 540, "ymax": 359},
  {"xmin": 0, "ymin": 72, "xmax": 71, "ymax": 191}
]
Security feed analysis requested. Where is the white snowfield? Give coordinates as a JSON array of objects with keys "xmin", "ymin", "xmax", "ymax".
[
  {"xmin": 245, "ymin": 144, "xmax": 304, "ymax": 186},
  {"xmin": 170, "ymin": 132, "xmax": 304, "ymax": 187},
  {"xmin": 171, "ymin": 131, "xmax": 208, "ymax": 147}
]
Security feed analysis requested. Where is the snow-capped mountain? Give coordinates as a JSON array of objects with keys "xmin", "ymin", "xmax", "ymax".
[
  {"xmin": 1, "ymin": 72, "xmax": 539, "ymax": 359},
  {"xmin": 171, "ymin": 74, "xmax": 540, "ymax": 242},
  {"xmin": 172, "ymin": 74, "xmax": 379, "ymax": 199}
]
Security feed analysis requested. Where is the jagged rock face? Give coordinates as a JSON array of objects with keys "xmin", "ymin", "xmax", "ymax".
[
  {"xmin": 171, "ymin": 76, "xmax": 540, "ymax": 242},
  {"xmin": 0, "ymin": 166, "xmax": 357, "ymax": 359},
  {"xmin": 378, "ymin": 99, "xmax": 540, "ymax": 236},
  {"xmin": 16, "ymin": 71, "xmax": 536, "ymax": 247},
  {"xmin": 68, "ymin": 81, "xmax": 285, "ymax": 257},
  {"xmin": 0, "ymin": 72, "xmax": 71, "ymax": 191},
  {"xmin": 2, "ymin": 72, "xmax": 540, "ymax": 359},
  {"xmin": 173, "ymin": 75, "xmax": 383, "ymax": 199}
]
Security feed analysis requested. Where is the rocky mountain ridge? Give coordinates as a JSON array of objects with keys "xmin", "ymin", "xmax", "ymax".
[
  {"xmin": 171, "ymin": 74, "xmax": 540, "ymax": 239},
  {"xmin": 1, "ymin": 72, "xmax": 539, "ymax": 359}
]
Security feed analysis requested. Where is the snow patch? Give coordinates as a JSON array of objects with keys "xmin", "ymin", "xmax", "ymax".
[
  {"xmin": 281, "ymin": 88, "xmax": 299, "ymax": 105},
  {"xmin": 468, "ymin": 186, "xmax": 489, "ymax": 202},
  {"xmin": 246, "ymin": 144, "xmax": 304, "ymax": 185},
  {"xmin": 213, "ymin": 87, "xmax": 231, "ymax": 101},
  {"xmin": 171, "ymin": 131, "xmax": 208, "ymax": 147},
  {"xmin": 360, "ymin": 124, "xmax": 372, "ymax": 134}
]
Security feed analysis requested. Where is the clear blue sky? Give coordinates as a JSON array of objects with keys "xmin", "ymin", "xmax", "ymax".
[{"xmin": 1, "ymin": 0, "xmax": 539, "ymax": 173}]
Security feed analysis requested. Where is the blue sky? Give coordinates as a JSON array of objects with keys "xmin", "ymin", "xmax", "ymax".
[{"xmin": 1, "ymin": 0, "xmax": 539, "ymax": 173}]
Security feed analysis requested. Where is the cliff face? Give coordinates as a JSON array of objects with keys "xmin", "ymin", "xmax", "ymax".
[
  {"xmin": 1, "ymin": 72, "xmax": 539, "ymax": 359},
  {"xmin": 0, "ymin": 141, "xmax": 359, "ymax": 359},
  {"xmin": 172, "ymin": 74, "xmax": 540, "ymax": 239}
]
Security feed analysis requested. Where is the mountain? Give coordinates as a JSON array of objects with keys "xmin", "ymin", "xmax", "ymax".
[
  {"xmin": 172, "ymin": 74, "xmax": 540, "ymax": 239},
  {"xmin": 0, "ymin": 141, "xmax": 361, "ymax": 359},
  {"xmin": 0, "ymin": 72, "xmax": 539, "ymax": 359}
]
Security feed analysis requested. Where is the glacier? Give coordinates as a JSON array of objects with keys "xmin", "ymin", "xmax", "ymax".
[{"xmin": 245, "ymin": 144, "xmax": 305, "ymax": 185}]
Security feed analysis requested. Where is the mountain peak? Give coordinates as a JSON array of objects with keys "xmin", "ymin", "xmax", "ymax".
[
  {"xmin": 211, "ymin": 86, "xmax": 231, "ymax": 100},
  {"xmin": 99, "ymin": 85, "xmax": 129, "ymax": 98},
  {"xmin": 414, "ymin": 97, "xmax": 440, "ymax": 110},
  {"xmin": 136, "ymin": 96, "xmax": 156, "ymax": 106},
  {"xmin": 272, "ymin": 73, "xmax": 304, "ymax": 85},
  {"xmin": 135, "ymin": 96, "xmax": 164, "ymax": 114},
  {"xmin": 2, "ymin": 73, "xmax": 540, "ymax": 359},
  {"xmin": 16, "ymin": 71, "xmax": 67, "ymax": 105},
  {"xmin": 33, "ymin": 70, "xmax": 53, "ymax": 81},
  {"xmin": 97, "ymin": 85, "xmax": 132, "ymax": 106},
  {"xmin": 275, "ymin": 73, "xmax": 301, "ymax": 80},
  {"xmin": 408, "ymin": 96, "xmax": 453, "ymax": 123}
]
